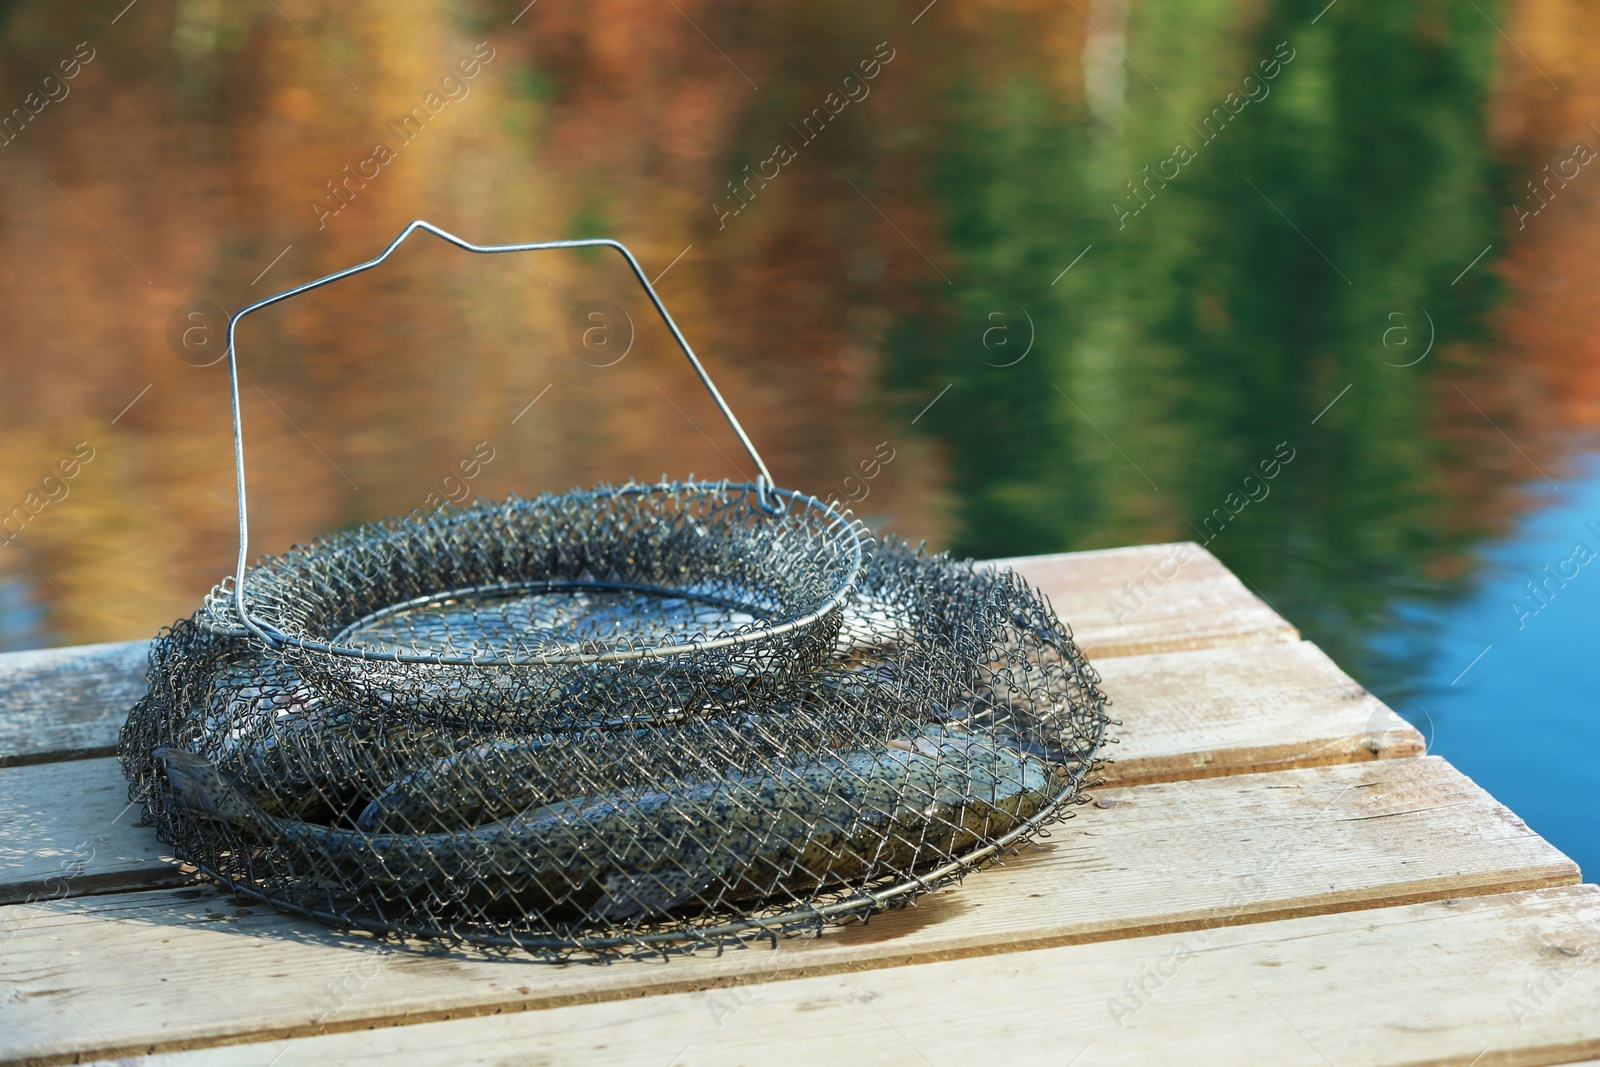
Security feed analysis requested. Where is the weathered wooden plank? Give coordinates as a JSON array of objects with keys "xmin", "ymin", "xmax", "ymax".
[
  {"xmin": 0, "ymin": 543, "xmax": 1295, "ymax": 766},
  {"xmin": 2, "ymin": 640, "xmax": 1421, "ymax": 902},
  {"xmin": 0, "ymin": 757, "xmax": 1575, "ymax": 1066},
  {"xmin": 0, "ymin": 757, "xmax": 185, "ymax": 906},
  {"xmin": 995, "ymin": 541, "xmax": 1299, "ymax": 660},
  {"xmin": 0, "ymin": 640, "xmax": 147, "ymax": 766},
  {"xmin": 96, "ymin": 885, "xmax": 1600, "ymax": 1067},
  {"xmin": 1097, "ymin": 639, "xmax": 1422, "ymax": 786}
]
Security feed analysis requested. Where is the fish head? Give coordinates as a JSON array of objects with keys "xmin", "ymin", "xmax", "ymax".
[{"xmin": 152, "ymin": 747, "xmax": 229, "ymax": 818}]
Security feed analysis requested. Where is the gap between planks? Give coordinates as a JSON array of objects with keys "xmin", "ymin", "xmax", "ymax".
[{"xmin": 0, "ymin": 756, "xmax": 1577, "ymax": 1067}]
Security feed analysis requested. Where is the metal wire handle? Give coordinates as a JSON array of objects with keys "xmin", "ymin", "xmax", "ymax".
[{"xmin": 223, "ymin": 221, "xmax": 779, "ymax": 647}]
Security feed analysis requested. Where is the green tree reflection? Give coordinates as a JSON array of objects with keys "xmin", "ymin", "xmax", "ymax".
[{"xmin": 893, "ymin": 0, "xmax": 1502, "ymax": 675}]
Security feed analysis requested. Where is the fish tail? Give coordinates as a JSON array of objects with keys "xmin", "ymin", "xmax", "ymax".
[{"xmin": 152, "ymin": 747, "xmax": 270, "ymax": 828}]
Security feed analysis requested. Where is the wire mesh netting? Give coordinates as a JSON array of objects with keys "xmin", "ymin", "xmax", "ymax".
[
  {"xmin": 196, "ymin": 482, "xmax": 864, "ymax": 722},
  {"xmin": 119, "ymin": 490, "xmax": 1109, "ymax": 958}
]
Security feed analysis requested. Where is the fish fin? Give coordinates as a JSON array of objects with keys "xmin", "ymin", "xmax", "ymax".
[
  {"xmin": 152, "ymin": 747, "xmax": 261, "ymax": 826},
  {"xmin": 354, "ymin": 798, "xmax": 385, "ymax": 834},
  {"xmin": 594, "ymin": 866, "xmax": 721, "ymax": 922}
]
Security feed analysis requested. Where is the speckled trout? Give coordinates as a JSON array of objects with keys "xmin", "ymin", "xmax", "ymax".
[
  {"xmin": 153, "ymin": 726, "xmax": 1060, "ymax": 920},
  {"xmin": 353, "ymin": 671, "xmax": 905, "ymax": 835}
]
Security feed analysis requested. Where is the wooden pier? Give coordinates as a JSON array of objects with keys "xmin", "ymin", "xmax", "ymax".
[{"xmin": 2, "ymin": 543, "xmax": 1597, "ymax": 1065}]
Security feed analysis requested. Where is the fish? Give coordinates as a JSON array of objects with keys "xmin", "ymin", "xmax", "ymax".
[
  {"xmin": 355, "ymin": 660, "xmax": 922, "ymax": 835},
  {"xmin": 153, "ymin": 725, "xmax": 1061, "ymax": 921},
  {"xmin": 354, "ymin": 730, "xmax": 651, "ymax": 834},
  {"xmin": 200, "ymin": 648, "xmax": 721, "ymax": 819},
  {"xmin": 199, "ymin": 654, "xmax": 476, "ymax": 819},
  {"xmin": 344, "ymin": 587, "xmax": 763, "ymax": 660},
  {"xmin": 554, "ymin": 592, "xmax": 760, "ymax": 648}
]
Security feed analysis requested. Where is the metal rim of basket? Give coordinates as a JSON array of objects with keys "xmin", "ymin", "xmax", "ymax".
[
  {"xmin": 199, "ymin": 481, "xmax": 866, "ymax": 666},
  {"xmin": 218, "ymin": 221, "xmax": 863, "ymax": 668}
]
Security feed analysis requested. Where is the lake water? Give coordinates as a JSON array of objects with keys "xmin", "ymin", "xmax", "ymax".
[{"xmin": 0, "ymin": 1, "xmax": 1594, "ymax": 872}]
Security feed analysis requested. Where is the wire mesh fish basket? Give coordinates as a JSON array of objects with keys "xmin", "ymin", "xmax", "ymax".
[{"xmin": 118, "ymin": 223, "xmax": 1110, "ymax": 958}]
